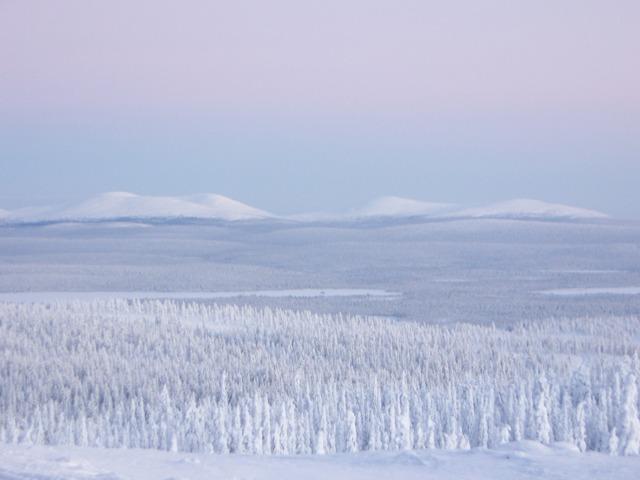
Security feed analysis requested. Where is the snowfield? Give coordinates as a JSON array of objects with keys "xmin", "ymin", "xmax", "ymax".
[{"xmin": 1, "ymin": 441, "xmax": 639, "ymax": 480}]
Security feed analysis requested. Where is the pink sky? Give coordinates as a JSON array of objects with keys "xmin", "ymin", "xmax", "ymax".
[{"xmin": 1, "ymin": 0, "xmax": 638, "ymax": 116}]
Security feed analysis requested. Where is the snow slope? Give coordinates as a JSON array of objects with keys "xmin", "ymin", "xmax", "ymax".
[
  {"xmin": 453, "ymin": 199, "xmax": 608, "ymax": 220},
  {"xmin": 5, "ymin": 192, "xmax": 272, "ymax": 223},
  {"xmin": 1, "ymin": 442, "xmax": 638, "ymax": 480}
]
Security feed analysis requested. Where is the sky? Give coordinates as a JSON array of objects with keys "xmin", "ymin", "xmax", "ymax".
[{"xmin": 1, "ymin": 1, "xmax": 639, "ymax": 217}]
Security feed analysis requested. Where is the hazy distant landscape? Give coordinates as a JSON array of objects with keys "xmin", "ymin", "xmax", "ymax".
[{"xmin": 1, "ymin": 193, "xmax": 639, "ymax": 326}]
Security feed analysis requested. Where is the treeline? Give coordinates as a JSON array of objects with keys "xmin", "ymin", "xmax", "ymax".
[{"xmin": 0, "ymin": 300, "xmax": 639, "ymax": 455}]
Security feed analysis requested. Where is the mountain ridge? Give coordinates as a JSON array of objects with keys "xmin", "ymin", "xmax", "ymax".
[
  {"xmin": 0, "ymin": 193, "xmax": 610, "ymax": 225},
  {"xmin": 3, "ymin": 192, "xmax": 272, "ymax": 223},
  {"xmin": 452, "ymin": 198, "xmax": 608, "ymax": 220}
]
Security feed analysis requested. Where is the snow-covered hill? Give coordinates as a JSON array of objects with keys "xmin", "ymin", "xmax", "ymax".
[
  {"xmin": 4, "ymin": 192, "xmax": 272, "ymax": 223},
  {"xmin": 302, "ymin": 197, "xmax": 608, "ymax": 222},
  {"xmin": 0, "ymin": 194, "xmax": 610, "ymax": 225},
  {"xmin": 452, "ymin": 199, "xmax": 608, "ymax": 220},
  {"xmin": 306, "ymin": 197, "xmax": 608, "ymax": 222}
]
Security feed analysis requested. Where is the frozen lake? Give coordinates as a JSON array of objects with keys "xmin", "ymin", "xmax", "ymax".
[
  {"xmin": 541, "ymin": 286, "xmax": 640, "ymax": 296},
  {"xmin": 0, "ymin": 288, "xmax": 401, "ymax": 303}
]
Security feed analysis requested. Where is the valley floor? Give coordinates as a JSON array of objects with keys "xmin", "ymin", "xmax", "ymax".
[{"xmin": 1, "ymin": 442, "xmax": 639, "ymax": 480}]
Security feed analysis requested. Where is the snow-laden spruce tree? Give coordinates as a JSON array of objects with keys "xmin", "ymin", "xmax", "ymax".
[
  {"xmin": 533, "ymin": 374, "xmax": 552, "ymax": 445},
  {"xmin": 619, "ymin": 374, "xmax": 640, "ymax": 455}
]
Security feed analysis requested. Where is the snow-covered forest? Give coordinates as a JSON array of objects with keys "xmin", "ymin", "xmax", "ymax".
[{"xmin": 1, "ymin": 299, "xmax": 639, "ymax": 456}]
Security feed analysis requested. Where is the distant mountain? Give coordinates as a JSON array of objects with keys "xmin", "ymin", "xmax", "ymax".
[
  {"xmin": 339, "ymin": 197, "xmax": 607, "ymax": 222},
  {"xmin": 0, "ymin": 194, "xmax": 610, "ymax": 225},
  {"xmin": 285, "ymin": 196, "xmax": 454, "ymax": 222},
  {"xmin": 3, "ymin": 192, "xmax": 272, "ymax": 223},
  {"xmin": 353, "ymin": 196, "xmax": 454, "ymax": 218},
  {"xmin": 452, "ymin": 199, "xmax": 608, "ymax": 220}
]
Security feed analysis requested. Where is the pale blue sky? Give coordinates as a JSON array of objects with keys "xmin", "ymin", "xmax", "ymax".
[{"xmin": 1, "ymin": 1, "xmax": 639, "ymax": 217}]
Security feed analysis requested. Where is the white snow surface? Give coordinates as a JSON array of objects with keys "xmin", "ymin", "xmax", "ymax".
[
  {"xmin": 0, "ymin": 288, "xmax": 400, "ymax": 303},
  {"xmin": 1, "ymin": 442, "xmax": 638, "ymax": 480},
  {"xmin": 4, "ymin": 192, "xmax": 272, "ymax": 222},
  {"xmin": 453, "ymin": 198, "xmax": 608, "ymax": 220}
]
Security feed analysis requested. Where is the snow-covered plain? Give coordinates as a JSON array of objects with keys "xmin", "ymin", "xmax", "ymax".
[
  {"xmin": 1, "ymin": 442, "xmax": 639, "ymax": 480},
  {"xmin": 1, "ymin": 217, "xmax": 638, "ymax": 324}
]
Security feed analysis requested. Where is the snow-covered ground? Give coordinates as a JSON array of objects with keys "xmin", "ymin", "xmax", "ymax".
[{"xmin": 1, "ymin": 442, "xmax": 639, "ymax": 480}]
